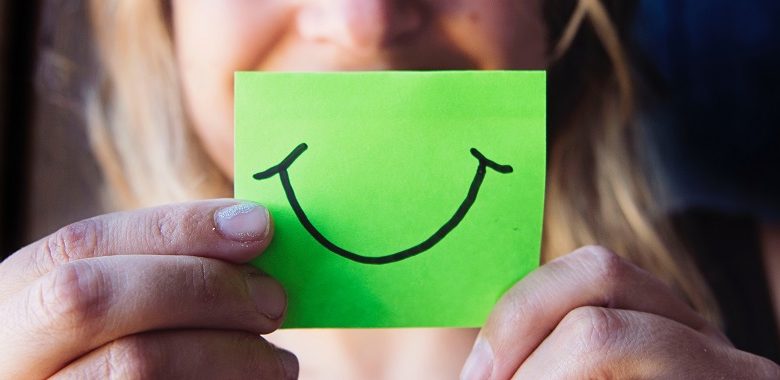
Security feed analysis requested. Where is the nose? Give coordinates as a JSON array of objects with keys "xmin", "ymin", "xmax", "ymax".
[{"xmin": 296, "ymin": 0, "xmax": 426, "ymax": 51}]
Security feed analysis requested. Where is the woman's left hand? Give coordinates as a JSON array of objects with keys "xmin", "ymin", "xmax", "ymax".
[{"xmin": 460, "ymin": 246, "xmax": 780, "ymax": 379}]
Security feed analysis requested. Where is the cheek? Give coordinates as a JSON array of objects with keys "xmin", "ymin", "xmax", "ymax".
[
  {"xmin": 428, "ymin": 0, "xmax": 546, "ymax": 69},
  {"xmin": 173, "ymin": 0, "xmax": 296, "ymax": 178}
]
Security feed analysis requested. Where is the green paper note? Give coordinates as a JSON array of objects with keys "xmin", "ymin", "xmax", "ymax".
[{"xmin": 234, "ymin": 71, "xmax": 546, "ymax": 328}]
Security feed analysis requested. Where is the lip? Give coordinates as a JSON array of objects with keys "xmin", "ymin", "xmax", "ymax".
[{"xmin": 253, "ymin": 143, "xmax": 513, "ymax": 264}]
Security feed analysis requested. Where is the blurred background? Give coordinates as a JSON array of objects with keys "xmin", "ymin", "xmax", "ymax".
[
  {"xmin": 1, "ymin": 0, "xmax": 779, "ymax": 361},
  {"xmin": 1, "ymin": 0, "xmax": 102, "ymax": 256}
]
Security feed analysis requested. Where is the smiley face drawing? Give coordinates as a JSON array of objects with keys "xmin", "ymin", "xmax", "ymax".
[
  {"xmin": 253, "ymin": 143, "xmax": 514, "ymax": 265},
  {"xmin": 234, "ymin": 71, "xmax": 545, "ymax": 328}
]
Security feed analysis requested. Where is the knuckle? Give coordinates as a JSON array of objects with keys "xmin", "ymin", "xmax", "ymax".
[
  {"xmin": 102, "ymin": 337, "xmax": 156, "ymax": 379},
  {"xmin": 187, "ymin": 257, "xmax": 223, "ymax": 305},
  {"xmin": 150, "ymin": 209, "xmax": 182, "ymax": 249},
  {"xmin": 233, "ymin": 332, "xmax": 266, "ymax": 356},
  {"xmin": 559, "ymin": 306, "xmax": 622, "ymax": 356},
  {"xmin": 232, "ymin": 333, "xmax": 286, "ymax": 377},
  {"xmin": 577, "ymin": 245, "xmax": 628, "ymax": 289},
  {"xmin": 149, "ymin": 205, "xmax": 205, "ymax": 251},
  {"xmin": 38, "ymin": 261, "xmax": 110, "ymax": 334},
  {"xmin": 38, "ymin": 219, "xmax": 102, "ymax": 270}
]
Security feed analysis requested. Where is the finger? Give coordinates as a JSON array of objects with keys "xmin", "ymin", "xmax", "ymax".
[
  {"xmin": 516, "ymin": 307, "xmax": 709, "ymax": 379},
  {"xmin": 515, "ymin": 307, "xmax": 778, "ymax": 379},
  {"xmin": 0, "ymin": 199, "xmax": 274, "ymax": 298},
  {"xmin": 51, "ymin": 330, "xmax": 298, "ymax": 380},
  {"xmin": 0, "ymin": 255, "xmax": 286, "ymax": 379},
  {"xmin": 461, "ymin": 246, "xmax": 727, "ymax": 380}
]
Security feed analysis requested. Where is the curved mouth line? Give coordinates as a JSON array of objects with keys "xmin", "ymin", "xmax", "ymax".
[{"xmin": 253, "ymin": 143, "xmax": 513, "ymax": 265}]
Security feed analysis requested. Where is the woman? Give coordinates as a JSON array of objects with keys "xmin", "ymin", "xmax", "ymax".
[{"xmin": 1, "ymin": 0, "xmax": 777, "ymax": 378}]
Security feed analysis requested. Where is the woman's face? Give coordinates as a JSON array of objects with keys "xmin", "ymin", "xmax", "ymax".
[{"xmin": 173, "ymin": 0, "xmax": 547, "ymax": 177}]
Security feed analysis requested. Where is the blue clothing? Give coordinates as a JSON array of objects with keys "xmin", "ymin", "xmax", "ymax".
[{"xmin": 634, "ymin": 0, "xmax": 780, "ymax": 221}]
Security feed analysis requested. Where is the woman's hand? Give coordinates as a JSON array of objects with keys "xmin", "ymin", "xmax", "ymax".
[
  {"xmin": 0, "ymin": 200, "xmax": 298, "ymax": 379},
  {"xmin": 461, "ymin": 246, "xmax": 780, "ymax": 379}
]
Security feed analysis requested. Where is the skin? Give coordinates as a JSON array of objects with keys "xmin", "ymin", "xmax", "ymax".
[
  {"xmin": 175, "ymin": 0, "xmax": 547, "ymax": 176},
  {"xmin": 0, "ymin": 0, "xmax": 777, "ymax": 378},
  {"xmin": 762, "ymin": 223, "xmax": 780, "ymax": 332}
]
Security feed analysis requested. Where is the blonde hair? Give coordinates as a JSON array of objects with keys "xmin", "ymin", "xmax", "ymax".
[
  {"xmin": 88, "ymin": 0, "xmax": 231, "ymax": 208},
  {"xmin": 87, "ymin": 0, "xmax": 720, "ymax": 323},
  {"xmin": 543, "ymin": 0, "xmax": 719, "ymax": 322}
]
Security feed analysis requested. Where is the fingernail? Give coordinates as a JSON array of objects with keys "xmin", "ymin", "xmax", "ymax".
[
  {"xmin": 276, "ymin": 348, "xmax": 299, "ymax": 380},
  {"xmin": 460, "ymin": 336, "xmax": 494, "ymax": 380},
  {"xmin": 214, "ymin": 202, "xmax": 270, "ymax": 243},
  {"xmin": 247, "ymin": 272, "xmax": 287, "ymax": 320}
]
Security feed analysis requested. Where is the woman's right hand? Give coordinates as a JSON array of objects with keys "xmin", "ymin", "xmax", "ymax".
[{"xmin": 0, "ymin": 199, "xmax": 298, "ymax": 379}]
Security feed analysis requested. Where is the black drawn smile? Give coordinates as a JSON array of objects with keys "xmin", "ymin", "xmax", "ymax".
[{"xmin": 253, "ymin": 143, "xmax": 513, "ymax": 265}]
